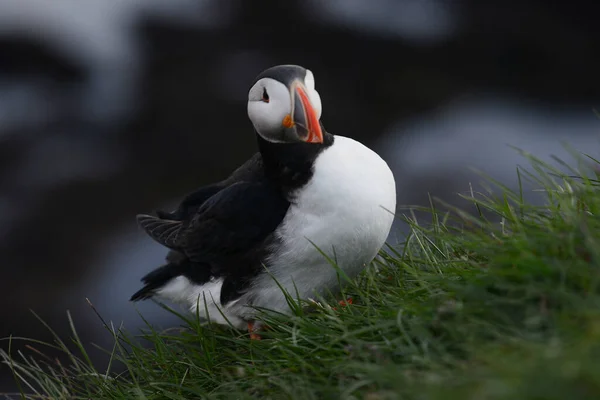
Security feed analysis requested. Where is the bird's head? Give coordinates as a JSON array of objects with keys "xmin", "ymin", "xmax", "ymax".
[{"xmin": 247, "ymin": 64, "xmax": 323, "ymax": 144}]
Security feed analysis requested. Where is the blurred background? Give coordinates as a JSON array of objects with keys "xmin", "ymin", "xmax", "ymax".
[{"xmin": 1, "ymin": 0, "xmax": 599, "ymax": 390}]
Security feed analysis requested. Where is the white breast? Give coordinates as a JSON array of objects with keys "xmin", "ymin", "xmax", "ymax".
[{"xmin": 240, "ymin": 135, "xmax": 396, "ymax": 315}]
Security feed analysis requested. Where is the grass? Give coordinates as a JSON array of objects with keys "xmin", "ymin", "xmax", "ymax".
[{"xmin": 3, "ymin": 147, "xmax": 600, "ymax": 399}]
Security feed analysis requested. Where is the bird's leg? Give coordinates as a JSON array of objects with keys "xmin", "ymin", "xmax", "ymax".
[
  {"xmin": 332, "ymin": 297, "xmax": 354, "ymax": 311},
  {"xmin": 247, "ymin": 321, "xmax": 262, "ymax": 340},
  {"xmin": 338, "ymin": 297, "xmax": 353, "ymax": 307}
]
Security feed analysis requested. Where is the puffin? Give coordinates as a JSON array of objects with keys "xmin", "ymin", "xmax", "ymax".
[{"xmin": 131, "ymin": 64, "xmax": 396, "ymax": 339}]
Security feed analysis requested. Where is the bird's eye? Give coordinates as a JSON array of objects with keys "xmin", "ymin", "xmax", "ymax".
[{"xmin": 261, "ymin": 88, "xmax": 269, "ymax": 103}]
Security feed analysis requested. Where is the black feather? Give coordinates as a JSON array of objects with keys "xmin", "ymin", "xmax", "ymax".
[
  {"xmin": 130, "ymin": 263, "xmax": 181, "ymax": 301},
  {"xmin": 136, "ymin": 214, "xmax": 183, "ymax": 249},
  {"xmin": 130, "ymin": 256, "xmax": 213, "ymax": 302}
]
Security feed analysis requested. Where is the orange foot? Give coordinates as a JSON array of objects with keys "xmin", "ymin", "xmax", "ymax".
[
  {"xmin": 248, "ymin": 321, "xmax": 262, "ymax": 340},
  {"xmin": 339, "ymin": 297, "xmax": 353, "ymax": 307},
  {"xmin": 332, "ymin": 297, "xmax": 353, "ymax": 311}
]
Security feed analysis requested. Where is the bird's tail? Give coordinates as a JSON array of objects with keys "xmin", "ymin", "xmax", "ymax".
[{"xmin": 130, "ymin": 260, "xmax": 183, "ymax": 302}]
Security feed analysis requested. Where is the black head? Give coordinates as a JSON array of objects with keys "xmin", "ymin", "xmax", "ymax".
[
  {"xmin": 252, "ymin": 65, "xmax": 308, "ymax": 88},
  {"xmin": 247, "ymin": 64, "xmax": 324, "ymax": 145}
]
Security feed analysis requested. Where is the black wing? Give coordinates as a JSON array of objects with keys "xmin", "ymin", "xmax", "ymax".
[
  {"xmin": 136, "ymin": 215, "xmax": 183, "ymax": 249},
  {"xmin": 138, "ymin": 180, "xmax": 290, "ymax": 263},
  {"xmin": 156, "ymin": 183, "xmax": 225, "ymax": 220},
  {"xmin": 156, "ymin": 153, "xmax": 264, "ymax": 221},
  {"xmin": 181, "ymin": 180, "xmax": 289, "ymax": 263}
]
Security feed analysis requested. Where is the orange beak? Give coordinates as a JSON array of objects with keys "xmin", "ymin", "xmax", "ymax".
[{"xmin": 290, "ymin": 83, "xmax": 323, "ymax": 144}]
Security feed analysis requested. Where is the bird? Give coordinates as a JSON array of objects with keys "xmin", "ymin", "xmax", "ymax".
[{"xmin": 131, "ymin": 64, "xmax": 396, "ymax": 339}]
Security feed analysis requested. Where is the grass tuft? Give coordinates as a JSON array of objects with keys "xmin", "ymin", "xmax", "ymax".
[{"xmin": 2, "ymin": 148, "xmax": 600, "ymax": 399}]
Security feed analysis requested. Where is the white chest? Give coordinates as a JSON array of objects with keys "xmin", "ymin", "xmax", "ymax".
[{"xmin": 249, "ymin": 135, "xmax": 396, "ymax": 309}]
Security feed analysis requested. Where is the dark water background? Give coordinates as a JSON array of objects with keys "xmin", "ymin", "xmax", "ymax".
[{"xmin": 1, "ymin": 0, "xmax": 599, "ymax": 391}]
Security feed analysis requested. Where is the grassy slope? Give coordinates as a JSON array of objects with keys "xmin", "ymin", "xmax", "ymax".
[{"xmin": 2, "ymin": 149, "xmax": 600, "ymax": 399}]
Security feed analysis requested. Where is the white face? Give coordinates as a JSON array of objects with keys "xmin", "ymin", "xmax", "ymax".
[{"xmin": 247, "ymin": 70, "xmax": 322, "ymax": 143}]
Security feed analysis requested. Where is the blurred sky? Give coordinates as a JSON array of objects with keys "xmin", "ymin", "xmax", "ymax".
[{"xmin": 0, "ymin": 0, "xmax": 599, "ymax": 391}]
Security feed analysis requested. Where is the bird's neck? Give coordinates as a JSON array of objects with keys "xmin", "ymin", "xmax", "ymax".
[{"xmin": 256, "ymin": 126, "xmax": 334, "ymax": 194}]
